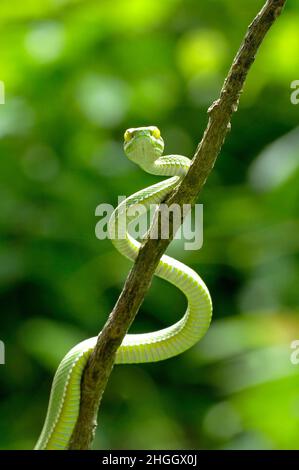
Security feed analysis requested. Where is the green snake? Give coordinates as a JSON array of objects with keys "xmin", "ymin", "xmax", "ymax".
[{"xmin": 35, "ymin": 126, "xmax": 212, "ymax": 450}]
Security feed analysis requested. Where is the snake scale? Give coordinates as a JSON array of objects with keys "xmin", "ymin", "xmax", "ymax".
[{"xmin": 35, "ymin": 126, "xmax": 212, "ymax": 450}]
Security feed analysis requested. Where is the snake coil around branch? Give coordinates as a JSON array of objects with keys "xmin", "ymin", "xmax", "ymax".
[{"xmin": 35, "ymin": 126, "xmax": 212, "ymax": 450}]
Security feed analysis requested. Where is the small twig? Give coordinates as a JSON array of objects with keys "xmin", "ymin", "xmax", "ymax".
[{"xmin": 69, "ymin": 0, "xmax": 287, "ymax": 449}]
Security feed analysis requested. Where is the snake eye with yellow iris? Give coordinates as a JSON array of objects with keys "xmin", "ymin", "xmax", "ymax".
[
  {"xmin": 151, "ymin": 128, "xmax": 161, "ymax": 139},
  {"xmin": 124, "ymin": 130, "xmax": 133, "ymax": 143}
]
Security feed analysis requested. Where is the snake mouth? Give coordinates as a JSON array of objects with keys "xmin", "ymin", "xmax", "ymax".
[{"xmin": 124, "ymin": 134, "xmax": 164, "ymax": 156}]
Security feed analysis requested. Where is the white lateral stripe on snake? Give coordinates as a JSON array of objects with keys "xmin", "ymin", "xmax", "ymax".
[{"xmin": 35, "ymin": 126, "xmax": 212, "ymax": 450}]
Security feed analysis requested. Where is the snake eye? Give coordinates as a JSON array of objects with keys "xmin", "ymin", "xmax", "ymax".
[
  {"xmin": 124, "ymin": 130, "xmax": 133, "ymax": 143},
  {"xmin": 151, "ymin": 128, "xmax": 161, "ymax": 139}
]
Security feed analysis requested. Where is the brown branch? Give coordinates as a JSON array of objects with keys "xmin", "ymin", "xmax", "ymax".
[{"xmin": 69, "ymin": 0, "xmax": 287, "ymax": 449}]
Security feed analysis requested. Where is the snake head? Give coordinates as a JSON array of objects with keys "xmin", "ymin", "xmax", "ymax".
[{"xmin": 123, "ymin": 126, "xmax": 164, "ymax": 169}]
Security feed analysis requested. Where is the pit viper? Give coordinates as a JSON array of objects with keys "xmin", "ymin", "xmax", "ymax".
[{"xmin": 35, "ymin": 126, "xmax": 212, "ymax": 450}]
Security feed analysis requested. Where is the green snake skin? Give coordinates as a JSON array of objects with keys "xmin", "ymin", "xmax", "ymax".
[{"xmin": 35, "ymin": 126, "xmax": 212, "ymax": 450}]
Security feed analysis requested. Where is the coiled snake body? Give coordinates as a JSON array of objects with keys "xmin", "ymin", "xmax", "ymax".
[{"xmin": 35, "ymin": 126, "xmax": 212, "ymax": 450}]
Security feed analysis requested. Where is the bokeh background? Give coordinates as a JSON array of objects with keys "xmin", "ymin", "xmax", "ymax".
[{"xmin": 1, "ymin": 0, "xmax": 299, "ymax": 450}]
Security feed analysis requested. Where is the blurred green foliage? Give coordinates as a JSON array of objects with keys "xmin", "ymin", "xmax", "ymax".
[{"xmin": 0, "ymin": 0, "xmax": 299, "ymax": 450}]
